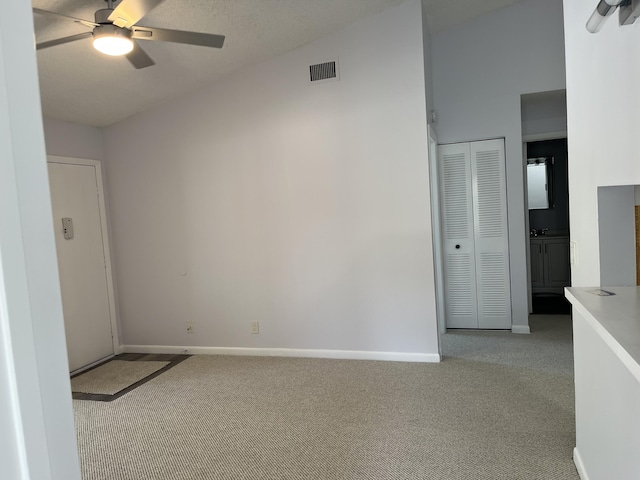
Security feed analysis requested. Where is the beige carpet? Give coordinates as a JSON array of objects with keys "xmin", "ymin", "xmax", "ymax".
[
  {"xmin": 74, "ymin": 315, "xmax": 578, "ymax": 480},
  {"xmin": 71, "ymin": 360, "xmax": 169, "ymax": 395},
  {"xmin": 441, "ymin": 314, "xmax": 574, "ymax": 376}
]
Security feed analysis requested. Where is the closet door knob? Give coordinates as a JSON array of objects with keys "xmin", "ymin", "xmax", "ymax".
[{"xmin": 455, "ymin": 244, "xmax": 461, "ymax": 249}]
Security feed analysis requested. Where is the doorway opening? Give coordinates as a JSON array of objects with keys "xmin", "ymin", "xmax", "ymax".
[
  {"xmin": 521, "ymin": 90, "xmax": 571, "ymax": 316},
  {"xmin": 526, "ymin": 138, "xmax": 571, "ymax": 314}
]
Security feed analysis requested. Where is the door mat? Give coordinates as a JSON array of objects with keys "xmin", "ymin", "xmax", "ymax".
[
  {"xmin": 532, "ymin": 295, "xmax": 571, "ymax": 315},
  {"xmin": 71, "ymin": 354, "xmax": 190, "ymax": 402}
]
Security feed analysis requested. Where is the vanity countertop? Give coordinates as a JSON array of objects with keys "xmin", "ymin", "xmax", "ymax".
[
  {"xmin": 566, "ymin": 286, "xmax": 640, "ymax": 382},
  {"xmin": 530, "ymin": 230, "xmax": 569, "ymax": 238}
]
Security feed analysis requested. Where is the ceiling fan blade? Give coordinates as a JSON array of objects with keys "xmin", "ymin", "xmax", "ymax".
[
  {"xmin": 32, "ymin": 8, "xmax": 97, "ymax": 28},
  {"xmin": 132, "ymin": 26, "xmax": 225, "ymax": 48},
  {"xmin": 126, "ymin": 42, "xmax": 156, "ymax": 69},
  {"xmin": 108, "ymin": 0, "xmax": 167, "ymax": 28},
  {"xmin": 36, "ymin": 32, "xmax": 93, "ymax": 50}
]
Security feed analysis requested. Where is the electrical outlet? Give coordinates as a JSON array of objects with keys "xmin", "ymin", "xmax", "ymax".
[
  {"xmin": 570, "ymin": 241, "xmax": 578, "ymax": 266},
  {"xmin": 187, "ymin": 321, "xmax": 194, "ymax": 334},
  {"xmin": 251, "ymin": 321, "xmax": 259, "ymax": 334}
]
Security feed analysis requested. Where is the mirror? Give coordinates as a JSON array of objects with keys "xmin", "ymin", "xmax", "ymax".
[{"xmin": 527, "ymin": 158, "xmax": 552, "ymax": 210}]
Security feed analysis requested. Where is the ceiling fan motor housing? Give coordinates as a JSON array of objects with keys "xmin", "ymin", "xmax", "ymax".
[
  {"xmin": 95, "ymin": 9, "xmax": 116, "ymax": 24},
  {"xmin": 93, "ymin": 23, "xmax": 133, "ymax": 39}
]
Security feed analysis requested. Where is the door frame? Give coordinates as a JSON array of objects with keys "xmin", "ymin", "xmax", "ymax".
[
  {"xmin": 427, "ymin": 126, "xmax": 446, "ymax": 343},
  {"xmin": 47, "ymin": 156, "xmax": 120, "ymax": 360},
  {"xmin": 521, "ymin": 131, "xmax": 567, "ymax": 314}
]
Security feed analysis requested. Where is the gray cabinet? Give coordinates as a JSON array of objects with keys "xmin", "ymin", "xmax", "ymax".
[
  {"xmin": 530, "ymin": 239, "xmax": 545, "ymax": 288},
  {"xmin": 530, "ymin": 236, "xmax": 570, "ymax": 294}
]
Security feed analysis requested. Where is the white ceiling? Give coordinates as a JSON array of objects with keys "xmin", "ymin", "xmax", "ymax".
[{"xmin": 32, "ymin": 0, "xmax": 521, "ymax": 127}]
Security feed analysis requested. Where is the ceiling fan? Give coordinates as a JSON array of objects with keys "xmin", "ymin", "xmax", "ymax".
[{"xmin": 33, "ymin": 0, "xmax": 225, "ymax": 69}]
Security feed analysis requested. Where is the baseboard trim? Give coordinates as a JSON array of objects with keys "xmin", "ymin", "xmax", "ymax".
[
  {"xmin": 120, "ymin": 345, "xmax": 441, "ymax": 363},
  {"xmin": 573, "ymin": 447, "xmax": 589, "ymax": 480},
  {"xmin": 70, "ymin": 354, "xmax": 115, "ymax": 376},
  {"xmin": 511, "ymin": 325, "xmax": 531, "ymax": 334}
]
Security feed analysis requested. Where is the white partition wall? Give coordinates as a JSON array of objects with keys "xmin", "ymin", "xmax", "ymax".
[
  {"xmin": 105, "ymin": 0, "xmax": 440, "ymax": 360},
  {"xmin": 0, "ymin": 0, "xmax": 81, "ymax": 478},
  {"xmin": 568, "ymin": 288, "xmax": 640, "ymax": 480}
]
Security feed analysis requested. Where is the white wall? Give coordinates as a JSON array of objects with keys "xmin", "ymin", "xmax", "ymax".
[
  {"xmin": 521, "ymin": 90, "xmax": 567, "ymax": 138},
  {"xmin": 104, "ymin": 0, "xmax": 439, "ymax": 359},
  {"xmin": 432, "ymin": 0, "xmax": 566, "ymax": 328},
  {"xmin": 0, "ymin": 0, "xmax": 81, "ymax": 478},
  {"xmin": 572, "ymin": 304, "xmax": 640, "ymax": 480},
  {"xmin": 42, "ymin": 117, "xmax": 104, "ymax": 160},
  {"xmin": 421, "ymin": 0, "xmax": 435, "ymax": 131},
  {"xmin": 564, "ymin": 0, "xmax": 640, "ymax": 287},
  {"xmin": 564, "ymin": 2, "xmax": 640, "ymax": 473},
  {"xmin": 598, "ymin": 186, "xmax": 636, "ymax": 286}
]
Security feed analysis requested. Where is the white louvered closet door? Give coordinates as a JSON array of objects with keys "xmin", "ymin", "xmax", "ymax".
[
  {"xmin": 439, "ymin": 143, "xmax": 478, "ymax": 329},
  {"xmin": 438, "ymin": 139, "xmax": 511, "ymax": 330},
  {"xmin": 470, "ymin": 139, "xmax": 511, "ymax": 329}
]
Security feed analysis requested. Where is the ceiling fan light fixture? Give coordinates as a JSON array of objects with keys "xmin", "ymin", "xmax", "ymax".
[{"xmin": 93, "ymin": 25, "xmax": 133, "ymax": 56}]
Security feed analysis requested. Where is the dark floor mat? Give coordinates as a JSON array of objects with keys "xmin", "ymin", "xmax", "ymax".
[{"xmin": 532, "ymin": 295, "xmax": 571, "ymax": 314}]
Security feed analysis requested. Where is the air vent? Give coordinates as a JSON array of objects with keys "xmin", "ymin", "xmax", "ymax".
[{"xmin": 309, "ymin": 60, "xmax": 339, "ymax": 83}]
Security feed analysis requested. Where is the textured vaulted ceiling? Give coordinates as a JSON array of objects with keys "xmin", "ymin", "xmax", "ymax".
[{"xmin": 32, "ymin": 0, "xmax": 521, "ymax": 127}]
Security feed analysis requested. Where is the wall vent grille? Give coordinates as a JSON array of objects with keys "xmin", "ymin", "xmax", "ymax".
[{"xmin": 309, "ymin": 61, "xmax": 339, "ymax": 83}]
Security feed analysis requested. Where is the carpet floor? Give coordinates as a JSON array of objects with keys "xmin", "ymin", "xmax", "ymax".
[{"xmin": 74, "ymin": 315, "xmax": 577, "ymax": 479}]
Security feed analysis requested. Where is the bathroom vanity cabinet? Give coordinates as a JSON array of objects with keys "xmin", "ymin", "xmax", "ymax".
[{"xmin": 530, "ymin": 235, "xmax": 570, "ymax": 294}]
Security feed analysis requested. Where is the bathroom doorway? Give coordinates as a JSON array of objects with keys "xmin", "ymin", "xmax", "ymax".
[{"xmin": 526, "ymin": 138, "xmax": 571, "ymax": 314}]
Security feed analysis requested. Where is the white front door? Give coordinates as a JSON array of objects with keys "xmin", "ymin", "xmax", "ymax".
[{"xmin": 48, "ymin": 160, "xmax": 115, "ymax": 371}]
